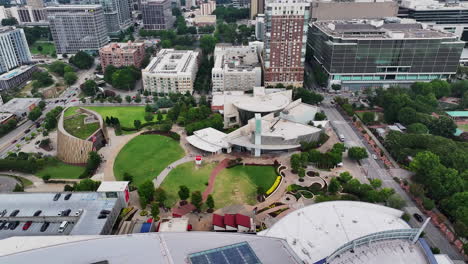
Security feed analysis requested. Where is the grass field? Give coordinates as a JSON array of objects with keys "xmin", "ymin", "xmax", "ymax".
[
  {"xmin": 211, "ymin": 165, "xmax": 278, "ymax": 209},
  {"xmin": 63, "ymin": 114, "xmax": 100, "ymax": 139},
  {"xmin": 160, "ymin": 162, "xmax": 216, "ymax": 207},
  {"xmin": 114, "ymin": 135, "xmax": 184, "ymax": 186},
  {"xmin": 458, "ymin": 124, "xmax": 468, "ymax": 132},
  {"xmin": 30, "ymin": 42, "xmax": 56, "ymax": 56},
  {"xmin": 37, "ymin": 162, "xmax": 86, "ymax": 179},
  {"xmin": 65, "ymin": 106, "xmax": 159, "ymax": 128}
]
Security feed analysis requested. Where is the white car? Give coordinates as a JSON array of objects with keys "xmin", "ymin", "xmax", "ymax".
[
  {"xmin": 372, "ymin": 154, "xmax": 378, "ymax": 160},
  {"xmin": 75, "ymin": 209, "xmax": 83, "ymax": 216}
]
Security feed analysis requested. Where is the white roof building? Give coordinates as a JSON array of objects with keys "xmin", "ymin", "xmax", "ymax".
[
  {"xmin": 258, "ymin": 201, "xmax": 431, "ymax": 264},
  {"xmin": 0, "ymin": 97, "xmax": 40, "ymax": 117},
  {"xmin": 212, "ymin": 43, "xmax": 262, "ymax": 92},
  {"xmin": 186, "ymin": 127, "xmax": 229, "ymax": 154},
  {"xmin": 142, "ymin": 49, "xmax": 199, "ymax": 94},
  {"xmin": 158, "ymin": 217, "xmax": 189, "ymax": 232}
]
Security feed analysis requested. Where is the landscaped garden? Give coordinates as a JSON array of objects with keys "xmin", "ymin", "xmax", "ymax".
[
  {"xmin": 114, "ymin": 134, "xmax": 184, "ymax": 186},
  {"xmin": 29, "ymin": 41, "xmax": 56, "ymax": 56},
  {"xmin": 211, "ymin": 165, "xmax": 278, "ymax": 209},
  {"xmin": 36, "ymin": 161, "xmax": 86, "ymax": 179},
  {"xmin": 63, "ymin": 114, "xmax": 100, "ymax": 139},
  {"xmin": 65, "ymin": 106, "xmax": 151, "ymax": 128},
  {"xmin": 160, "ymin": 162, "xmax": 216, "ymax": 207}
]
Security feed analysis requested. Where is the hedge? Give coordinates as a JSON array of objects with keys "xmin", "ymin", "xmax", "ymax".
[
  {"xmin": 0, "ymin": 159, "xmax": 38, "ymax": 173},
  {"xmin": 266, "ymin": 176, "xmax": 282, "ymax": 195}
]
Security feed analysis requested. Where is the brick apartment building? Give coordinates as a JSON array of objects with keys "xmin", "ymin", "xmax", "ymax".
[{"xmin": 99, "ymin": 41, "xmax": 146, "ymax": 70}]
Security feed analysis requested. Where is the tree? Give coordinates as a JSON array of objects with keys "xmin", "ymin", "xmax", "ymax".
[
  {"xmin": 42, "ymin": 174, "xmax": 51, "ymax": 182},
  {"xmin": 369, "ymin": 178, "xmax": 382, "ymax": 189},
  {"xmin": 81, "ymin": 80, "xmax": 98, "ymax": 96},
  {"xmin": 125, "ymin": 95, "xmax": 132, "ymax": 103},
  {"xmin": 386, "ymin": 194, "xmax": 406, "ymax": 209},
  {"xmin": 138, "ymin": 180, "xmax": 155, "ymax": 207},
  {"xmin": 331, "ymin": 84, "xmax": 341, "ymax": 91},
  {"xmin": 206, "ymin": 194, "xmax": 215, "ymax": 209},
  {"xmin": 157, "ymin": 111, "xmax": 163, "ymax": 122},
  {"xmin": 178, "ymin": 185, "xmax": 190, "ymax": 200},
  {"xmin": 362, "ymin": 112, "xmax": 376, "ymax": 124},
  {"xmin": 69, "ymin": 51, "xmax": 94, "ymax": 69},
  {"xmin": 64, "ymin": 71, "xmax": 78, "ymax": 85},
  {"xmin": 191, "ymin": 191, "xmax": 203, "ymax": 211},
  {"xmin": 348, "ymin": 147, "xmax": 368, "ymax": 161},
  {"xmin": 314, "ymin": 112, "xmax": 327, "ymax": 121},
  {"xmin": 154, "ymin": 187, "xmax": 167, "ymax": 206},
  {"xmin": 38, "ymin": 101, "xmax": 46, "ymax": 110},
  {"xmin": 151, "ymin": 202, "xmax": 160, "ymax": 219},
  {"xmin": 49, "ymin": 61, "xmax": 68, "ymax": 76},
  {"xmin": 407, "ymin": 123, "xmax": 428, "ymax": 134},
  {"xmin": 328, "ymin": 178, "xmax": 341, "ymax": 194},
  {"xmin": 144, "ymin": 112, "xmax": 154, "ymax": 122},
  {"xmin": 123, "ymin": 172, "xmax": 133, "ymax": 183},
  {"xmin": 338, "ymin": 171, "xmax": 353, "ymax": 183},
  {"xmin": 135, "ymin": 94, "xmax": 142, "ymax": 103},
  {"xmin": 28, "ymin": 107, "xmax": 42, "ymax": 121},
  {"xmin": 134, "ymin": 119, "xmax": 142, "ymax": 130},
  {"xmin": 422, "ymin": 197, "xmax": 435, "ymax": 210},
  {"xmin": 13, "ymin": 183, "xmax": 24, "ymax": 192},
  {"xmin": 409, "ymin": 183, "xmax": 426, "ymax": 198},
  {"xmin": 298, "ymin": 167, "xmax": 305, "ymax": 178},
  {"xmin": 429, "ymin": 116, "xmax": 457, "ymax": 138},
  {"xmin": 461, "ymin": 91, "xmax": 468, "ymax": 109},
  {"xmin": 74, "ymin": 179, "xmax": 101, "ymax": 191},
  {"xmin": 290, "ymin": 154, "xmax": 302, "ymax": 173},
  {"xmin": 200, "ymin": 35, "xmax": 217, "ymax": 54},
  {"xmin": 1, "ymin": 18, "xmax": 18, "ymax": 26}
]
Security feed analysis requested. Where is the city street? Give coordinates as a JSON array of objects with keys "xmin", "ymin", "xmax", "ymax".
[{"xmin": 321, "ymin": 99, "xmax": 466, "ymax": 261}]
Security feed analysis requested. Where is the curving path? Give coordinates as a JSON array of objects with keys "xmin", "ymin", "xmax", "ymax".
[
  {"xmin": 152, "ymin": 157, "xmax": 193, "ymax": 187},
  {"xmin": 202, "ymin": 158, "xmax": 230, "ymax": 201}
]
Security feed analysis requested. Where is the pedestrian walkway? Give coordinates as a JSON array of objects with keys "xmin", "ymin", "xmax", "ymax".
[
  {"xmin": 202, "ymin": 158, "xmax": 230, "ymax": 201},
  {"xmin": 152, "ymin": 157, "xmax": 192, "ymax": 187}
]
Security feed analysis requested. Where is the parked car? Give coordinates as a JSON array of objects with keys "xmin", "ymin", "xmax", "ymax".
[
  {"xmin": 372, "ymin": 154, "xmax": 378, "ymax": 160},
  {"xmin": 40, "ymin": 222, "xmax": 50, "ymax": 232},
  {"xmin": 64, "ymin": 193, "xmax": 72, "ymax": 201},
  {"xmin": 9, "ymin": 221, "xmax": 19, "ymax": 230},
  {"xmin": 53, "ymin": 193, "xmax": 61, "ymax": 201},
  {"xmin": 24, "ymin": 129, "xmax": 30, "ymax": 133},
  {"xmin": 33, "ymin": 210, "xmax": 42, "ymax": 216},
  {"xmin": 10, "ymin": 210, "xmax": 19, "ymax": 216},
  {"xmin": 20, "ymin": 137, "xmax": 25, "ymax": 141},
  {"xmin": 11, "ymin": 139, "xmax": 17, "ymax": 144},
  {"xmin": 0, "ymin": 221, "xmax": 7, "ymax": 229},
  {"xmin": 97, "ymin": 214, "xmax": 107, "ymax": 219},
  {"xmin": 413, "ymin": 213, "xmax": 424, "ymax": 223},
  {"xmin": 100, "ymin": 209, "xmax": 110, "ymax": 215},
  {"xmin": 22, "ymin": 221, "xmax": 32, "ymax": 231},
  {"xmin": 0, "ymin": 209, "xmax": 6, "ymax": 217},
  {"xmin": 62, "ymin": 209, "xmax": 71, "ymax": 216},
  {"xmin": 75, "ymin": 209, "xmax": 83, "ymax": 216}
]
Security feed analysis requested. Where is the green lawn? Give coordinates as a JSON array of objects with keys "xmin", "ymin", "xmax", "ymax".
[
  {"xmin": 30, "ymin": 42, "xmax": 56, "ymax": 56},
  {"xmin": 458, "ymin": 124, "xmax": 468, "ymax": 132},
  {"xmin": 212, "ymin": 165, "xmax": 278, "ymax": 209},
  {"xmin": 63, "ymin": 114, "xmax": 100, "ymax": 139},
  {"xmin": 160, "ymin": 162, "xmax": 216, "ymax": 207},
  {"xmin": 37, "ymin": 162, "xmax": 86, "ymax": 179},
  {"xmin": 114, "ymin": 135, "xmax": 185, "ymax": 186},
  {"xmin": 65, "ymin": 106, "xmax": 160, "ymax": 128}
]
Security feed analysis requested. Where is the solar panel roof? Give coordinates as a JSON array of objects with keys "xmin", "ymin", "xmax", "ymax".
[{"xmin": 189, "ymin": 242, "xmax": 261, "ymax": 264}]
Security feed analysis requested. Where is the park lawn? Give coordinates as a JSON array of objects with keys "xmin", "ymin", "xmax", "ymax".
[
  {"xmin": 65, "ymin": 106, "xmax": 162, "ymax": 128},
  {"xmin": 63, "ymin": 114, "xmax": 100, "ymax": 139},
  {"xmin": 211, "ymin": 165, "xmax": 278, "ymax": 209},
  {"xmin": 114, "ymin": 135, "xmax": 184, "ymax": 186},
  {"xmin": 160, "ymin": 162, "xmax": 216, "ymax": 208},
  {"xmin": 458, "ymin": 123, "xmax": 468, "ymax": 132},
  {"xmin": 30, "ymin": 42, "xmax": 56, "ymax": 56},
  {"xmin": 37, "ymin": 162, "xmax": 86, "ymax": 179}
]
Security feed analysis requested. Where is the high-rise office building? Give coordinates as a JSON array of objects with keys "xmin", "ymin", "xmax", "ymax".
[
  {"xmin": 141, "ymin": 0, "xmax": 175, "ymax": 30},
  {"xmin": 310, "ymin": 0, "xmax": 397, "ymax": 21},
  {"xmin": 0, "ymin": 27, "xmax": 32, "ymax": 74},
  {"xmin": 399, "ymin": 0, "xmax": 468, "ymax": 41},
  {"xmin": 71, "ymin": 0, "xmax": 132, "ymax": 34},
  {"xmin": 263, "ymin": 0, "xmax": 310, "ymax": 87},
  {"xmin": 307, "ymin": 19, "xmax": 464, "ymax": 90},
  {"xmin": 200, "ymin": 0, "xmax": 216, "ymax": 15},
  {"xmin": 233, "ymin": 0, "xmax": 250, "ymax": 8},
  {"xmin": 9, "ymin": 6, "xmax": 47, "ymax": 25},
  {"xmin": 250, "ymin": 0, "xmax": 264, "ymax": 19},
  {"xmin": 46, "ymin": 5, "xmax": 109, "ymax": 54}
]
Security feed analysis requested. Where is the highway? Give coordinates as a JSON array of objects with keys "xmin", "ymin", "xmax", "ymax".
[{"xmin": 321, "ymin": 100, "xmax": 465, "ymax": 261}]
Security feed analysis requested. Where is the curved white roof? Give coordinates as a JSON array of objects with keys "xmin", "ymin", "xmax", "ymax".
[
  {"xmin": 232, "ymin": 92, "xmax": 291, "ymax": 113},
  {"xmin": 258, "ymin": 201, "xmax": 409, "ymax": 263}
]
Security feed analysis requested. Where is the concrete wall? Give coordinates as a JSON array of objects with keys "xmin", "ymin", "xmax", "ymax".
[
  {"xmin": 57, "ymin": 107, "xmax": 107, "ymax": 164},
  {"xmin": 310, "ymin": 2, "xmax": 398, "ymax": 21}
]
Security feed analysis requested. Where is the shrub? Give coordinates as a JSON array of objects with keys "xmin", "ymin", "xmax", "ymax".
[
  {"xmin": 42, "ymin": 174, "xmax": 51, "ymax": 182},
  {"xmin": 402, "ymin": 213, "xmax": 410, "ymax": 222},
  {"xmin": 422, "ymin": 197, "xmax": 435, "ymax": 210},
  {"xmin": 139, "ymin": 210, "xmax": 148, "ymax": 216}
]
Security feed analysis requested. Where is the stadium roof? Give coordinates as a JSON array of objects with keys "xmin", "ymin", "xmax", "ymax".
[
  {"xmin": 0, "ymin": 233, "xmax": 302, "ymax": 264},
  {"xmin": 258, "ymin": 201, "xmax": 410, "ymax": 263}
]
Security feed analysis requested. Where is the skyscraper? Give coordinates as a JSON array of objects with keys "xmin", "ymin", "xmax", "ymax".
[
  {"xmin": 250, "ymin": 0, "xmax": 264, "ymax": 19},
  {"xmin": 46, "ymin": 5, "xmax": 109, "ymax": 54},
  {"xmin": 141, "ymin": 0, "xmax": 175, "ymax": 30},
  {"xmin": 71, "ymin": 0, "xmax": 132, "ymax": 34},
  {"xmin": 263, "ymin": 0, "xmax": 310, "ymax": 87},
  {"xmin": 26, "ymin": 0, "xmax": 43, "ymax": 8},
  {"xmin": 0, "ymin": 27, "xmax": 32, "ymax": 74}
]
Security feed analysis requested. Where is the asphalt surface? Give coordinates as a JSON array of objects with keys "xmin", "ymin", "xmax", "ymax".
[
  {"xmin": 321, "ymin": 99, "xmax": 465, "ymax": 261},
  {"xmin": 0, "ymin": 176, "xmax": 19, "ymax": 192}
]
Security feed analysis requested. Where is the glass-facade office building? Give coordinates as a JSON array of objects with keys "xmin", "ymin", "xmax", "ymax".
[{"xmin": 307, "ymin": 20, "xmax": 465, "ymax": 89}]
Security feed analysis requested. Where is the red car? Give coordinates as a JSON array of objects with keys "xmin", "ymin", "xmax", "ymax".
[{"xmin": 22, "ymin": 221, "xmax": 32, "ymax": 231}]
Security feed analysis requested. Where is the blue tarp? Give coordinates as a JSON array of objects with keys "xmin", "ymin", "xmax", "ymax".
[{"xmin": 140, "ymin": 223, "xmax": 152, "ymax": 233}]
